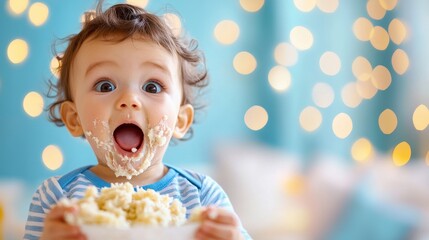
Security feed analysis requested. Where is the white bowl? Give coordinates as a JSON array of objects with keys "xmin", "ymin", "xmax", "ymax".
[{"xmin": 80, "ymin": 223, "xmax": 199, "ymax": 240}]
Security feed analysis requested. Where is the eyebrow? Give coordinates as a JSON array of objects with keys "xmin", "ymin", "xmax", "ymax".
[
  {"xmin": 84, "ymin": 60, "xmax": 175, "ymax": 79},
  {"xmin": 141, "ymin": 61, "xmax": 175, "ymax": 84},
  {"xmin": 85, "ymin": 60, "xmax": 118, "ymax": 76},
  {"xmin": 142, "ymin": 61, "xmax": 171, "ymax": 75}
]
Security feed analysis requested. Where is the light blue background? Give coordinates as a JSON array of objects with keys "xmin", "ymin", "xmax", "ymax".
[{"xmin": 1, "ymin": 1, "xmax": 429, "ymax": 238}]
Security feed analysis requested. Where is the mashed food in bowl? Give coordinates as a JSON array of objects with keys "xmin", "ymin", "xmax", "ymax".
[{"xmin": 60, "ymin": 182, "xmax": 194, "ymax": 228}]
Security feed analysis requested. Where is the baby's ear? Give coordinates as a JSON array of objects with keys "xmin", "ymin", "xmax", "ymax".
[
  {"xmin": 60, "ymin": 101, "xmax": 84, "ymax": 137},
  {"xmin": 173, "ymin": 104, "xmax": 194, "ymax": 139}
]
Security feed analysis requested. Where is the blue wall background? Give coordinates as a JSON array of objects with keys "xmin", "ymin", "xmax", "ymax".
[{"xmin": 1, "ymin": 1, "xmax": 429, "ymax": 237}]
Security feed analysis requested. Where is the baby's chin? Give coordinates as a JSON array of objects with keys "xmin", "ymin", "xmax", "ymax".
[{"xmin": 104, "ymin": 146, "xmax": 154, "ymax": 180}]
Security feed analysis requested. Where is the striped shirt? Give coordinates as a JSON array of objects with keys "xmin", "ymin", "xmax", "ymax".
[{"xmin": 24, "ymin": 165, "xmax": 251, "ymax": 239}]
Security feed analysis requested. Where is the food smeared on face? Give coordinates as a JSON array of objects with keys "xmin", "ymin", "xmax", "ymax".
[{"xmin": 85, "ymin": 115, "xmax": 171, "ymax": 179}]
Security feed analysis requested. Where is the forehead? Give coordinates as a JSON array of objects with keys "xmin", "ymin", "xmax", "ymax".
[{"xmin": 76, "ymin": 36, "xmax": 177, "ymax": 64}]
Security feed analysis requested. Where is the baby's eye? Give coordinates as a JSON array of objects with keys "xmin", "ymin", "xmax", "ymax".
[
  {"xmin": 95, "ymin": 80, "xmax": 116, "ymax": 92},
  {"xmin": 143, "ymin": 81, "xmax": 162, "ymax": 94}
]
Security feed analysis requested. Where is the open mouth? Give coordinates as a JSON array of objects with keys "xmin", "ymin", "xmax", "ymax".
[{"xmin": 113, "ymin": 123, "xmax": 144, "ymax": 154}]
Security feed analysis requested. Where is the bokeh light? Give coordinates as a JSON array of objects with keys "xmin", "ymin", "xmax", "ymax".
[
  {"xmin": 80, "ymin": 10, "xmax": 96, "ymax": 23},
  {"xmin": 268, "ymin": 65, "xmax": 291, "ymax": 92},
  {"xmin": 392, "ymin": 48, "xmax": 409, "ymax": 75},
  {"xmin": 50, "ymin": 56, "xmax": 60, "ymax": 78},
  {"xmin": 352, "ymin": 56, "xmax": 372, "ymax": 82},
  {"xmin": 341, "ymin": 82, "xmax": 362, "ymax": 108},
  {"xmin": 239, "ymin": 0, "xmax": 264, "ymax": 12},
  {"xmin": 274, "ymin": 42, "xmax": 298, "ymax": 67},
  {"xmin": 389, "ymin": 18, "xmax": 407, "ymax": 45},
  {"xmin": 379, "ymin": 0, "xmax": 398, "ymax": 11},
  {"xmin": 371, "ymin": 65, "xmax": 391, "ymax": 90},
  {"xmin": 351, "ymin": 138, "xmax": 373, "ymax": 163},
  {"xmin": 413, "ymin": 104, "xmax": 429, "ymax": 131},
  {"xmin": 370, "ymin": 26, "xmax": 390, "ymax": 51},
  {"xmin": 23, "ymin": 91, "xmax": 44, "ymax": 117},
  {"xmin": 353, "ymin": 17, "xmax": 373, "ymax": 41},
  {"xmin": 283, "ymin": 174, "xmax": 305, "ymax": 196},
  {"xmin": 28, "ymin": 2, "xmax": 49, "ymax": 26},
  {"xmin": 8, "ymin": 0, "xmax": 29, "ymax": 15},
  {"xmin": 356, "ymin": 79, "xmax": 377, "ymax": 99},
  {"xmin": 367, "ymin": 0, "xmax": 386, "ymax": 20},
  {"xmin": 163, "ymin": 13, "xmax": 182, "ymax": 37},
  {"xmin": 42, "ymin": 145, "xmax": 63, "ymax": 170},
  {"xmin": 214, "ymin": 20, "xmax": 240, "ymax": 45},
  {"xmin": 378, "ymin": 109, "xmax": 397, "ymax": 134},
  {"xmin": 126, "ymin": 0, "xmax": 149, "ymax": 8},
  {"xmin": 316, "ymin": 0, "xmax": 339, "ymax": 13},
  {"xmin": 392, "ymin": 141, "xmax": 411, "ymax": 166},
  {"xmin": 293, "ymin": 0, "xmax": 316, "ymax": 12},
  {"xmin": 332, "ymin": 113, "xmax": 353, "ymax": 139},
  {"xmin": 233, "ymin": 51, "xmax": 257, "ymax": 75},
  {"xmin": 319, "ymin": 51, "xmax": 341, "ymax": 76},
  {"xmin": 290, "ymin": 26, "xmax": 313, "ymax": 51},
  {"xmin": 7, "ymin": 39, "xmax": 29, "ymax": 64},
  {"xmin": 299, "ymin": 106, "xmax": 322, "ymax": 132},
  {"xmin": 244, "ymin": 105, "xmax": 268, "ymax": 131},
  {"xmin": 312, "ymin": 82, "xmax": 334, "ymax": 108}
]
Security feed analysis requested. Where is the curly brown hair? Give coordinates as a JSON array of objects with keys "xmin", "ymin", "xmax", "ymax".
[{"xmin": 47, "ymin": 1, "xmax": 208, "ymax": 140}]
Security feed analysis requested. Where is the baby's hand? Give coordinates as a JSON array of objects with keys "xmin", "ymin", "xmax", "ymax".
[
  {"xmin": 40, "ymin": 205, "xmax": 86, "ymax": 240},
  {"xmin": 195, "ymin": 206, "xmax": 244, "ymax": 240}
]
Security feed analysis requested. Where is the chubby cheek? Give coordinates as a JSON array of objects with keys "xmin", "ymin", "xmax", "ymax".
[
  {"xmin": 147, "ymin": 104, "xmax": 179, "ymax": 131},
  {"xmin": 149, "ymin": 114, "xmax": 176, "ymax": 142},
  {"xmin": 78, "ymin": 106, "xmax": 112, "ymax": 139}
]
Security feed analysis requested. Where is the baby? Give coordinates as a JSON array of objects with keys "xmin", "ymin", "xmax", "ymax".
[{"xmin": 24, "ymin": 1, "xmax": 251, "ymax": 240}]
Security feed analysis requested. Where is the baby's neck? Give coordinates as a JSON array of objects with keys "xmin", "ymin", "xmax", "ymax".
[{"xmin": 90, "ymin": 163, "xmax": 168, "ymax": 187}]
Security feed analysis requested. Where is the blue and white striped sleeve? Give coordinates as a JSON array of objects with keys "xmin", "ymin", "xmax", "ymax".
[
  {"xmin": 24, "ymin": 177, "xmax": 64, "ymax": 240},
  {"xmin": 200, "ymin": 175, "xmax": 233, "ymax": 209}
]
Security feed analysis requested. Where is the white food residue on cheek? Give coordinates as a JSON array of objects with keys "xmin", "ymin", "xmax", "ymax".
[
  {"xmin": 84, "ymin": 120, "xmax": 114, "ymax": 153},
  {"xmin": 147, "ymin": 115, "xmax": 171, "ymax": 148},
  {"xmin": 84, "ymin": 116, "xmax": 172, "ymax": 180}
]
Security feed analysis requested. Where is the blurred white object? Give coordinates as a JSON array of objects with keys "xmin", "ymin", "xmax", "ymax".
[
  {"xmin": 211, "ymin": 141, "xmax": 429, "ymax": 240},
  {"xmin": 303, "ymin": 155, "xmax": 360, "ymax": 239},
  {"xmin": 213, "ymin": 141, "xmax": 359, "ymax": 239},
  {"xmin": 0, "ymin": 180, "xmax": 25, "ymax": 240},
  {"xmin": 213, "ymin": 141, "xmax": 304, "ymax": 239},
  {"xmin": 80, "ymin": 223, "xmax": 199, "ymax": 240},
  {"xmin": 367, "ymin": 159, "xmax": 429, "ymax": 240}
]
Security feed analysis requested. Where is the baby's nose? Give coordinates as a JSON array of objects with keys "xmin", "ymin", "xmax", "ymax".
[{"xmin": 116, "ymin": 92, "xmax": 141, "ymax": 110}]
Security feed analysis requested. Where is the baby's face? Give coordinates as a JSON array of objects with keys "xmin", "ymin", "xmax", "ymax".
[{"xmin": 65, "ymin": 37, "xmax": 189, "ymax": 178}]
